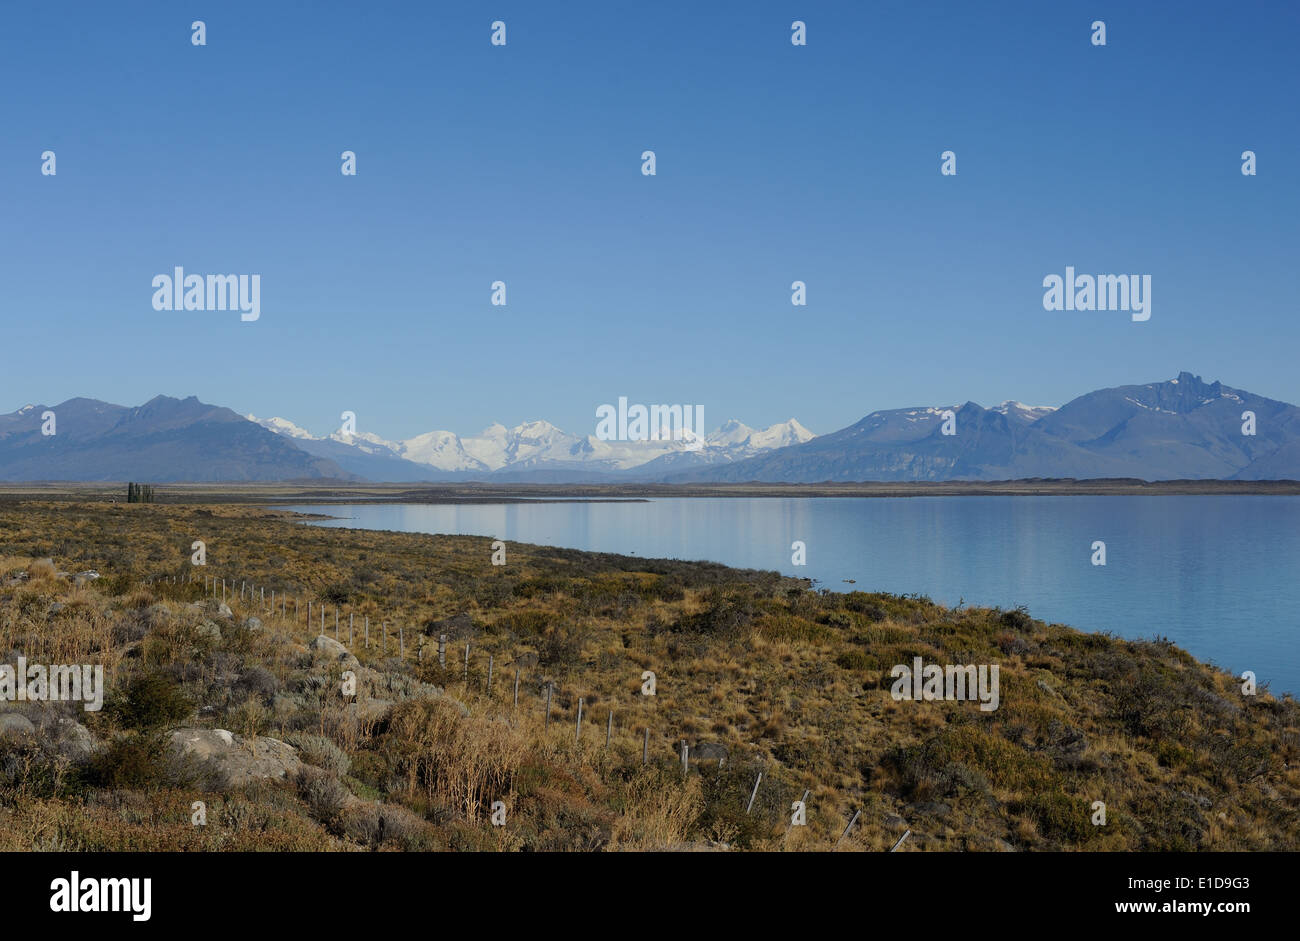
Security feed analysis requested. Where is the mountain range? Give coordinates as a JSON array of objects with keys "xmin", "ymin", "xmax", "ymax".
[
  {"xmin": 0, "ymin": 373, "xmax": 1295, "ymax": 482},
  {"xmin": 668, "ymin": 372, "xmax": 1298, "ymax": 483},
  {"xmin": 243, "ymin": 414, "xmax": 816, "ymax": 482}
]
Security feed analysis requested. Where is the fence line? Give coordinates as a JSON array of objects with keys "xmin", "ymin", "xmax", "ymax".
[{"xmin": 140, "ymin": 570, "xmax": 863, "ymax": 846}]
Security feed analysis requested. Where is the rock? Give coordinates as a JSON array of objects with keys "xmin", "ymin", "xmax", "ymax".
[
  {"xmin": 884, "ymin": 813, "xmax": 908, "ymax": 829},
  {"xmin": 195, "ymin": 620, "xmax": 222, "ymax": 643},
  {"xmin": 242, "ymin": 616, "xmax": 263, "ymax": 632},
  {"xmin": 192, "ymin": 599, "xmax": 233, "ymax": 619},
  {"xmin": 52, "ymin": 719, "xmax": 96, "ymax": 759},
  {"xmin": 0, "ymin": 713, "xmax": 36, "ymax": 738},
  {"xmin": 690, "ymin": 742, "xmax": 728, "ymax": 762},
  {"xmin": 169, "ymin": 728, "xmax": 302, "ymax": 787},
  {"xmin": 48, "ymin": 603, "xmax": 64, "ymax": 615},
  {"xmin": 73, "ymin": 571, "xmax": 100, "ymax": 587},
  {"xmin": 310, "ymin": 634, "xmax": 360, "ymax": 669}
]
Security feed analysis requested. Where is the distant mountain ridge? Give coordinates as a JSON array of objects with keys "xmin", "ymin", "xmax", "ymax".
[
  {"xmin": 1, "ymin": 374, "xmax": 1296, "ymax": 482},
  {"xmin": 668, "ymin": 373, "xmax": 1300, "ymax": 483},
  {"xmin": 0, "ymin": 395, "xmax": 351, "ymax": 482},
  {"xmin": 246, "ymin": 413, "xmax": 817, "ymax": 480}
]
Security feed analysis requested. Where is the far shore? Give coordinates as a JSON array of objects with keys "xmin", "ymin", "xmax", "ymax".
[{"xmin": 0, "ymin": 478, "xmax": 1298, "ymax": 504}]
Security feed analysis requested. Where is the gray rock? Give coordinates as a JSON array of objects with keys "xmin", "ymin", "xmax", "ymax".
[
  {"xmin": 192, "ymin": 599, "xmax": 233, "ymax": 619},
  {"xmin": 310, "ymin": 634, "xmax": 360, "ymax": 669},
  {"xmin": 195, "ymin": 620, "xmax": 222, "ymax": 643},
  {"xmin": 242, "ymin": 616, "xmax": 263, "ymax": 632},
  {"xmin": 169, "ymin": 728, "xmax": 302, "ymax": 787},
  {"xmin": 0, "ymin": 713, "xmax": 36, "ymax": 737},
  {"xmin": 52, "ymin": 719, "xmax": 96, "ymax": 759}
]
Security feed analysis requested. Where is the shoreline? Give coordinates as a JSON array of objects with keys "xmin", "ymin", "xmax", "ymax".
[{"xmin": 0, "ymin": 478, "xmax": 1299, "ymax": 504}]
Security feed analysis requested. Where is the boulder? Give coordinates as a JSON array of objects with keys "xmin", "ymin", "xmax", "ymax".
[
  {"xmin": 242, "ymin": 616, "xmax": 263, "ymax": 632},
  {"xmin": 310, "ymin": 634, "xmax": 360, "ymax": 670},
  {"xmin": 0, "ymin": 713, "xmax": 36, "ymax": 738},
  {"xmin": 51, "ymin": 719, "xmax": 97, "ymax": 759},
  {"xmin": 169, "ymin": 728, "xmax": 302, "ymax": 787},
  {"xmin": 192, "ymin": 599, "xmax": 233, "ymax": 620}
]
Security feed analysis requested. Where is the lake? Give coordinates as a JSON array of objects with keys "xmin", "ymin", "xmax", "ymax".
[{"xmin": 281, "ymin": 496, "xmax": 1300, "ymax": 697}]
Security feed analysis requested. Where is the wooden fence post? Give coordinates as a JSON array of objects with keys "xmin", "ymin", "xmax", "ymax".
[
  {"xmin": 746, "ymin": 772, "xmax": 763, "ymax": 814},
  {"xmin": 835, "ymin": 810, "xmax": 861, "ymax": 849}
]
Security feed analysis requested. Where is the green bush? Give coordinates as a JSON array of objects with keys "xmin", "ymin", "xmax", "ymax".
[{"xmin": 109, "ymin": 672, "xmax": 192, "ymax": 731}]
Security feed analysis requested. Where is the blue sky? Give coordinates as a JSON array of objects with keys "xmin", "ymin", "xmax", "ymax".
[{"xmin": 2, "ymin": 1, "xmax": 1297, "ymax": 441}]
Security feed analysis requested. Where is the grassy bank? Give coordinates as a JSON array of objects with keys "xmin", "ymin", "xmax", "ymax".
[{"xmin": 0, "ymin": 501, "xmax": 1296, "ymax": 851}]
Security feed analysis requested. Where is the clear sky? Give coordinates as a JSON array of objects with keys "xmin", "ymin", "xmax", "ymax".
[{"xmin": 2, "ymin": 1, "xmax": 1296, "ymax": 441}]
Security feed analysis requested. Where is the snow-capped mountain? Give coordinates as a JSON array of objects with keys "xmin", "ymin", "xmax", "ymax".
[
  {"xmin": 249, "ymin": 413, "xmax": 818, "ymax": 479},
  {"xmin": 991, "ymin": 401, "xmax": 1057, "ymax": 422}
]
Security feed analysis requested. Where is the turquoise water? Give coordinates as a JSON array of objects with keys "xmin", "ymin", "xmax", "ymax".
[{"xmin": 282, "ymin": 496, "xmax": 1300, "ymax": 696}]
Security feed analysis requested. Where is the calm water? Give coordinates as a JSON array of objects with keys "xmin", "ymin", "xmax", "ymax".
[{"xmin": 282, "ymin": 496, "xmax": 1300, "ymax": 696}]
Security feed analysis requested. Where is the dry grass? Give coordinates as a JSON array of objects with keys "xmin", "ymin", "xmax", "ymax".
[{"xmin": 0, "ymin": 501, "xmax": 1296, "ymax": 851}]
